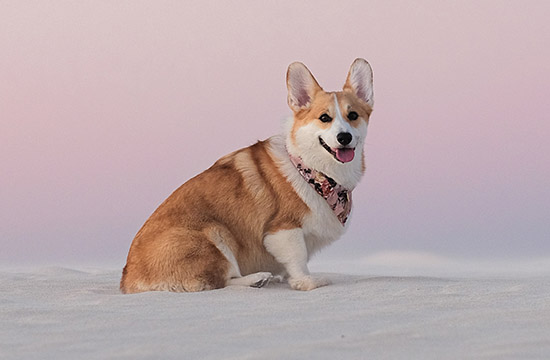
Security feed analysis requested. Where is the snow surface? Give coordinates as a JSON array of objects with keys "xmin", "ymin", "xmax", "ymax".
[{"xmin": 1, "ymin": 253, "xmax": 550, "ymax": 359}]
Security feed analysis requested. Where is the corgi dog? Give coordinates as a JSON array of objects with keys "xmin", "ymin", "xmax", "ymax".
[{"xmin": 120, "ymin": 58, "xmax": 374, "ymax": 293}]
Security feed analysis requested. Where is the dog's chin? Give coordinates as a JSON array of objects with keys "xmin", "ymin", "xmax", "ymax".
[{"xmin": 318, "ymin": 137, "xmax": 355, "ymax": 163}]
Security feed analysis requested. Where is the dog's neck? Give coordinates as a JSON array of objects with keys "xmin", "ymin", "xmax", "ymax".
[
  {"xmin": 284, "ymin": 142, "xmax": 364, "ymax": 192},
  {"xmin": 287, "ymin": 151, "xmax": 353, "ymax": 226}
]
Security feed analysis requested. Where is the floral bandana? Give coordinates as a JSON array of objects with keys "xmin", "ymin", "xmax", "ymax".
[{"xmin": 288, "ymin": 153, "xmax": 352, "ymax": 226}]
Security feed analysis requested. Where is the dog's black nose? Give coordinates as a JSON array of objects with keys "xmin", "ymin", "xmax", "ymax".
[{"xmin": 337, "ymin": 132, "xmax": 352, "ymax": 146}]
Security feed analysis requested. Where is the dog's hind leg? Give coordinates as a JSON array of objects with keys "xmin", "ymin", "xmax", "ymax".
[
  {"xmin": 226, "ymin": 272, "xmax": 273, "ymax": 288},
  {"xmin": 214, "ymin": 241, "xmax": 274, "ymax": 288},
  {"xmin": 209, "ymin": 229, "xmax": 274, "ymax": 288}
]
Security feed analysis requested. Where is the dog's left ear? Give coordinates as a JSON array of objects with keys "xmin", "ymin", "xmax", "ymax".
[{"xmin": 343, "ymin": 58, "xmax": 374, "ymax": 108}]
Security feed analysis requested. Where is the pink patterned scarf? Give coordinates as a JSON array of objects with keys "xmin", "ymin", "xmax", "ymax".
[{"xmin": 288, "ymin": 153, "xmax": 352, "ymax": 226}]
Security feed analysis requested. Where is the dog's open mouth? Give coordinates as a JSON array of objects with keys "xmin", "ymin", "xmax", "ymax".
[{"xmin": 319, "ymin": 137, "xmax": 355, "ymax": 163}]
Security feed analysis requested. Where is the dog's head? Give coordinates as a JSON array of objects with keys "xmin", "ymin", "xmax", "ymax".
[{"xmin": 285, "ymin": 59, "xmax": 374, "ymax": 176}]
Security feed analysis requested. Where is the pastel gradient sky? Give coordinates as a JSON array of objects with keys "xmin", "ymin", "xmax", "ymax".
[{"xmin": 1, "ymin": 1, "xmax": 549, "ymax": 265}]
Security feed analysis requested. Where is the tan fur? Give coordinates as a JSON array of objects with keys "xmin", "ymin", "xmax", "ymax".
[{"xmin": 120, "ymin": 141, "xmax": 309, "ymax": 293}]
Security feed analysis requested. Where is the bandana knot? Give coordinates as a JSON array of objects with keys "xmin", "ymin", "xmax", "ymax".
[{"xmin": 288, "ymin": 153, "xmax": 352, "ymax": 226}]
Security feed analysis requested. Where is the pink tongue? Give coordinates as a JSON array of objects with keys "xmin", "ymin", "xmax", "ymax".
[{"xmin": 335, "ymin": 148, "xmax": 355, "ymax": 163}]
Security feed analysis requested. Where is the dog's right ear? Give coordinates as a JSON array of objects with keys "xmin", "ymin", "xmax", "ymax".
[{"xmin": 286, "ymin": 62, "xmax": 323, "ymax": 112}]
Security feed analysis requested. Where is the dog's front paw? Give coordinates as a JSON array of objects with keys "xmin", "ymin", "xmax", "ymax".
[{"xmin": 289, "ymin": 275, "xmax": 331, "ymax": 291}]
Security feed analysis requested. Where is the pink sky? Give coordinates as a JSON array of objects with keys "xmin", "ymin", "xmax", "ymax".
[{"xmin": 1, "ymin": 1, "xmax": 549, "ymax": 265}]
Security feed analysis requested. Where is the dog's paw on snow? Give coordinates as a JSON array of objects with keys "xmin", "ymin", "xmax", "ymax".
[
  {"xmin": 250, "ymin": 272, "xmax": 274, "ymax": 288},
  {"xmin": 289, "ymin": 275, "xmax": 331, "ymax": 291}
]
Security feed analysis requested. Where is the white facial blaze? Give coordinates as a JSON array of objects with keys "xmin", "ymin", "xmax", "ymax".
[{"xmin": 332, "ymin": 94, "xmax": 351, "ymax": 132}]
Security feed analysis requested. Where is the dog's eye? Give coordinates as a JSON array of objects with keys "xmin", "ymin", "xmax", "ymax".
[
  {"xmin": 319, "ymin": 114, "xmax": 332, "ymax": 123},
  {"xmin": 348, "ymin": 111, "xmax": 359, "ymax": 121}
]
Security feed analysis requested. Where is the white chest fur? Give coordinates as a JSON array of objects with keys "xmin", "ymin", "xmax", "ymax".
[{"xmin": 267, "ymin": 135, "xmax": 347, "ymax": 257}]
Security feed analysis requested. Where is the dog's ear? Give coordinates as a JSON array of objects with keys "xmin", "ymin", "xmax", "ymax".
[
  {"xmin": 286, "ymin": 62, "xmax": 323, "ymax": 111},
  {"xmin": 343, "ymin": 58, "xmax": 374, "ymax": 107}
]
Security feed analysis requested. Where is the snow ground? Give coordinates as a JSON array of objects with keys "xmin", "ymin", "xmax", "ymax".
[{"xmin": 1, "ymin": 253, "xmax": 550, "ymax": 359}]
